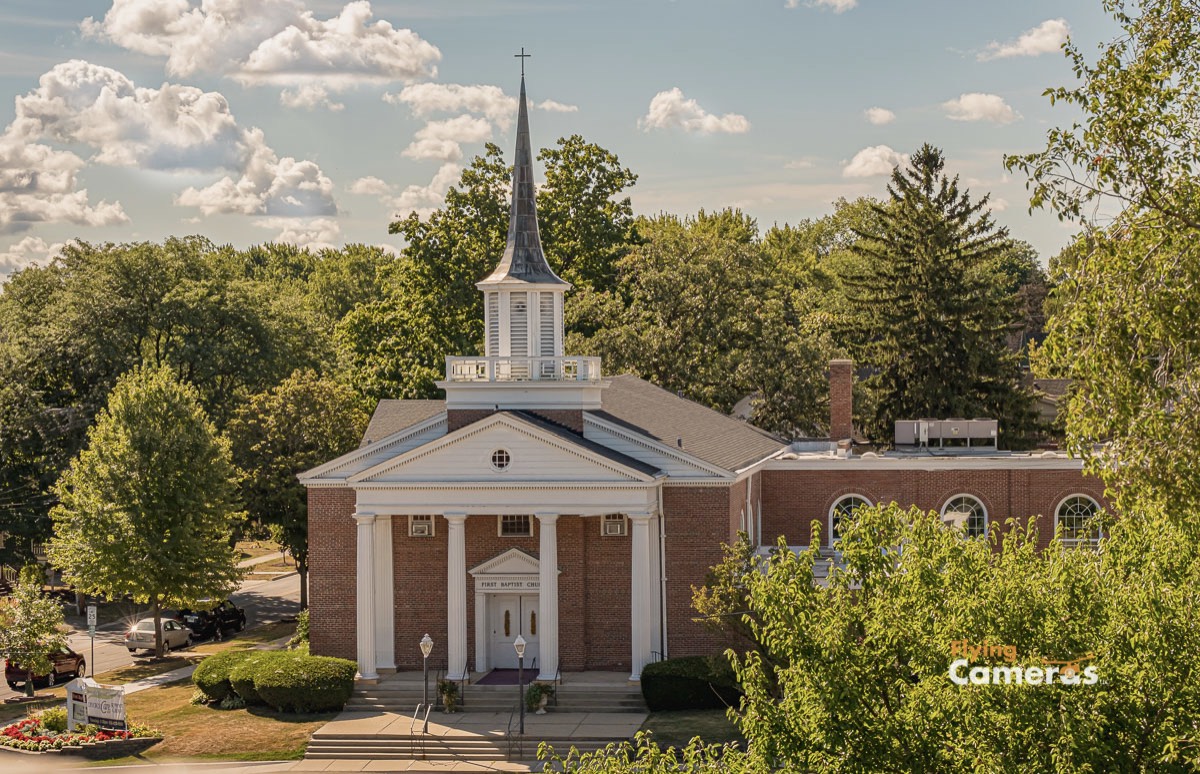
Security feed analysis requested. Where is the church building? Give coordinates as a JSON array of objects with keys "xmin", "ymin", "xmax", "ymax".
[{"xmin": 300, "ymin": 74, "xmax": 1106, "ymax": 684}]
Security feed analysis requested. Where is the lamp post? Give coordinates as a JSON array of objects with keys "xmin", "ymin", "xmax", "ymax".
[
  {"xmin": 514, "ymin": 635, "xmax": 526, "ymax": 736},
  {"xmin": 420, "ymin": 634, "xmax": 433, "ymax": 721}
]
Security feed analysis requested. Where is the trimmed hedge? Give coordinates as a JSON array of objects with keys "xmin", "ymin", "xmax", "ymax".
[
  {"xmin": 193, "ymin": 649, "xmax": 260, "ymax": 702},
  {"xmin": 254, "ymin": 654, "xmax": 357, "ymax": 714},
  {"xmin": 229, "ymin": 651, "xmax": 288, "ymax": 705},
  {"xmin": 640, "ymin": 655, "xmax": 742, "ymax": 711}
]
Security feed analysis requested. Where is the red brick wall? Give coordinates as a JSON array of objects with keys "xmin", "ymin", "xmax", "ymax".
[
  {"xmin": 308, "ymin": 487, "xmax": 357, "ymax": 661},
  {"xmin": 446, "ymin": 409, "xmax": 583, "ymax": 433},
  {"xmin": 760, "ymin": 468, "xmax": 1108, "ymax": 550},
  {"xmin": 829, "ymin": 360, "xmax": 854, "ymax": 439},
  {"xmin": 663, "ymin": 485, "xmax": 741, "ymax": 659},
  {"xmin": 389, "ymin": 514, "xmax": 629, "ymax": 672}
]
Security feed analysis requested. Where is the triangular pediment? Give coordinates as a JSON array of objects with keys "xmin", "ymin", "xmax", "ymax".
[
  {"xmin": 348, "ymin": 412, "xmax": 659, "ymax": 484},
  {"xmin": 469, "ymin": 548, "xmax": 539, "ymax": 576}
]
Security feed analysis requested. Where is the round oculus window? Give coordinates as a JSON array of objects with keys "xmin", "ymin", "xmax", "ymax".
[{"xmin": 491, "ymin": 449, "xmax": 511, "ymax": 471}]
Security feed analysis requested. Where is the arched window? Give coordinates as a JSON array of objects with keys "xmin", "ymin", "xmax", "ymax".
[
  {"xmin": 1055, "ymin": 495, "xmax": 1103, "ymax": 547},
  {"xmin": 941, "ymin": 495, "xmax": 988, "ymax": 538},
  {"xmin": 829, "ymin": 495, "xmax": 872, "ymax": 545}
]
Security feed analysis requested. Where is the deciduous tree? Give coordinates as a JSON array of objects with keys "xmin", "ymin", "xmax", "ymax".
[
  {"xmin": 227, "ymin": 370, "xmax": 369, "ymax": 610},
  {"xmin": 0, "ymin": 576, "xmax": 67, "ymax": 696},
  {"xmin": 48, "ymin": 366, "xmax": 243, "ymax": 658},
  {"xmin": 1008, "ymin": 0, "xmax": 1200, "ymax": 514}
]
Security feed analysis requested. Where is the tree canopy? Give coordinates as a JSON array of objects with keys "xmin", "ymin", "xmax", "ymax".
[
  {"xmin": 1009, "ymin": 0, "xmax": 1200, "ymax": 514},
  {"xmin": 226, "ymin": 369, "xmax": 369, "ymax": 610},
  {"xmin": 48, "ymin": 365, "xmax": 243, "ymax": 657}
]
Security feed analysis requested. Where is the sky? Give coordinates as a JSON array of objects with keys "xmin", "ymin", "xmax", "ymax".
[{"xmin": 0, "ymin": 0, "xmax": 1120, "ymax": 279}]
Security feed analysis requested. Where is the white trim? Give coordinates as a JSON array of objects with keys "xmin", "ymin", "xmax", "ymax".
[
  {"xmin": 349, "ymin": 412, "xmax": 658, "ymax": 484},
  {"xmin": 1053, "ymin": 493, "xmax": 1103, "ymax": 547},
  {"xmin": 940, "ymin": 494, "xmax": 988, "ymax": 538},
  {"xmin": 763, "ymin": 456, "xmax": 1085, "ymax": 472},
  {"xmin": 300, "ymin": 413, "xmax": 447, "ymax": 482},
  {"xmin": 829, "ymin": 494, "xmax": 873, "ymax": 545},
  {"xmin": 583, "ymin": 413, "xmax": 733, "ymax": 477},
  {"xmin": 490, "ymin": 448, "xmax": 512, "ymax": 472}
]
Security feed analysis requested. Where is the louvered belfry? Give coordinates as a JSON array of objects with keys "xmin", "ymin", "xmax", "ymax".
[{"xmin": 475, "ymin": 73, "xmax": 570, "ymax": 367}]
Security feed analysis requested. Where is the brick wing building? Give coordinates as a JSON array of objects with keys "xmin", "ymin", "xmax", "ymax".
[{"xmin": 301, "ymin": 75, "xmax": 1105, "ymax": 684}]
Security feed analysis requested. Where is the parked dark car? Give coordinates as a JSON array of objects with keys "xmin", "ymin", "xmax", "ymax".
[
  {"xmin": 5, "ymin": 646, "xmax": 85, "ymax": 689},
  {"xmin": 172, "ymin": 599, "xmax": 246, "ymax": 641}
]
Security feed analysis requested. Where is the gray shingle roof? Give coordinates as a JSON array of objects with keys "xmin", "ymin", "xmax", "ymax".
[
  {"xmin": 361, "ymin": 400, "xmax": 445, "ymax": 447},
  {"xmin": 591, "ymin": 375, "xmax": 785, "ymax": 472},
  {"xmin": 509, "ymin": 411, "xmax": 661, "ymax": 477},
  {"xmin": 360, "ymin": 375, "xmax": 785, "ymax": 473}
]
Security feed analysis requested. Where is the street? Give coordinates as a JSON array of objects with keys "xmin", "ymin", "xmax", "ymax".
[{"xmin": 1, "ymin": 573, "xmax": 301, "ymax": 701}]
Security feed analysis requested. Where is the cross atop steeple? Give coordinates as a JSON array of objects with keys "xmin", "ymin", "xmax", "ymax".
[{"xmin": 515, "ymin": 47, "xmax": 531, "ymax": 77}]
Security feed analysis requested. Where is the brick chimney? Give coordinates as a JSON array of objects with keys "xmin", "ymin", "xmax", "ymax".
[{"xmin": 829, "ymin": 359, "xmax": 854, "ymax": 440}]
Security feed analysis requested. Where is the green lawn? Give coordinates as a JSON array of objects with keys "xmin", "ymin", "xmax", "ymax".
[{"xmin": 640, "ymin": 709, "xmax": 744, "ymax": 749}]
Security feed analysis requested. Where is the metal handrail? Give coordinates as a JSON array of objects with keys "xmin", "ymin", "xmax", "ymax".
[
  {"xmin": 552, "ymin": 663, "xmax": 562, "ymax": 707},
  {"xmin": 409, "ymin": 703, "xmax": 426, "ymax": 759},
  {"xmin": 504, "ymin": 702, "xmax": 522, "ymax": 761}
]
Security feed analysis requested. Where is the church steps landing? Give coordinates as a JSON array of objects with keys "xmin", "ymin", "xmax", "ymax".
[{"xmin": 345, "ymin": 677, "xmax": 648, "ymax": 714}]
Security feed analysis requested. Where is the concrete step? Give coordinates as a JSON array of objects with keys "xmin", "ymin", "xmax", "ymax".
[{"xmin": 305, "ymin": 736, "xmax": 615, "ymax": 761}]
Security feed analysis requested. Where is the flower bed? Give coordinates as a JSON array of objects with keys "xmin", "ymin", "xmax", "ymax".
[{"xmin": 0, "ymin": 715, "xmax": 160, "ymax": 754}]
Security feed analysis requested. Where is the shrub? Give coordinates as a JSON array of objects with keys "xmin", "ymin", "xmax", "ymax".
[
  {"xmin": 254, "ymin": 654, "xmax": 357, "ymax": 714},
  {"xmin": 36, "ymin": 707, "xmax": 67, "ymax": 733},
  {"xmin": 640, "ymin": 655, "xmax": 742, "ymax": 711},
  {"xmin": 192, "ymin": 649, "xmax": 259, "ymax": 702},
  {"xmin": 230, "ymin": 651, "xmax": 290, "ymax": 705},
  {"xmin": 288, "ymin": 609, "xmax": 309, "ymax": 649}
]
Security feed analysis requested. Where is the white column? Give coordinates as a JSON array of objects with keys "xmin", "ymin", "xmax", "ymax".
[
  {"xmin": 536, "ymin": 512, "xmax": 559, "ymax": 681},
  {"xmin": 445, "ymin": 513, "xmax": 468, "ymax": 681},
  {"xmin": 354, "ymin": 511, "xmax": 379, "ymax": 681},
  {"xmin": 629, "ymin": 511, "xmax": 654, "ymax": 681},
  {"xmin": 474, "ymin": 591, "xmax": 489, "ymax": 673},
  {"xmin": 373, "ymin": 515, "xmax": 394, "ymax": 672}
]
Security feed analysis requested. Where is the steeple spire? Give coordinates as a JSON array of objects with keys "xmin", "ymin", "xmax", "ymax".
[{"xmin": 479, "ymin": 64, "xmax": 568, "ymax": 287}]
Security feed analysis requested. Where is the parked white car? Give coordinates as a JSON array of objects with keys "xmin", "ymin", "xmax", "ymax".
[{"xmin": 124, "ymin": 617, "xmax": 193, "ymax": 654}]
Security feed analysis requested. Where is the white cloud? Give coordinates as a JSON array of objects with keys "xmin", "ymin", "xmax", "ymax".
[
  {"xmin": 401, "ymin": 115, "xmax": 492, "ymax": 162},
  {"xmin": 784, "ymin": 157, "xmax": 819, "ymax": 170},
  {"xmin": 988, "ymin": 197, "xmax": 1010, "ymax": 212},
  {"xmin": 348, "ymin": 176, "xmax": 390, "ymax": 195},
  {"xmin": 254, "ymin": 216, "xmax": 341, "ymax": 251},
  {"xmin": 979, "ymin": 19, "xmax": 1070, "ymax": 61},
  {"xmin": 942, "ymin": 93, "xmax": 1020, "ymax": 124},
  {"xmin": 843, "ymin": 145, "xmax": 909, "ymax": 178},
  {"xmin": 83, "ymin": 0, "xmax": 440, "ymax": 93},
  {"xmin": 387, "ymin": 162, "xmax": 460, "ymax": 220},
  {"xmin": 385, "ymin": 83, "xmax": 514, "ymax": 128},
  {"xmin": 0, "ymin": 235, "xmax": 66, "ymax": 278},
  {"xmin": 280, "ymin": 84, "xmax": 344, "ymax": 111},
  {"xmin": 176, "ymin": 127, "xmax": 336, "ymax": 216},
  {"xmin": 864, "ymin": 107, "xmax": 895, "ymax": 126},
  {"xmin": 15, "ymin": 60, "xmax": 242, "ymax": 170},
  {"xmin": 1, "ymin": 60, "xmax": 337, "ymax": 224},
  {"xmin": 786, "ymin": 0, "xmax": 857, "ymax": 11},
  {"xmin": 639, "ymin": 88, "xmax": 750, "ymax": 135},
  {"xmin": 537, "ymin": 99, "xmax": 578, "ymax": 113}
]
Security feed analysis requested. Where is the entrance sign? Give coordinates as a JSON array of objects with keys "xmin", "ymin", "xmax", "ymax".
[
  {"xmin": 64, "ymin": 677, "xmax": 128, "ymax": 731},
  {"xmin": 476, "ymin": 574, "xmax": 539, "ymax": 591}
]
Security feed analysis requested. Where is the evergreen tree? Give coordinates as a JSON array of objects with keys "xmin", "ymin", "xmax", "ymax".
[
  {"xmin": 48, "ymin": 366, "xmax": 243, "ymax": 658},
  {"xmin": 845, "ymin": 145, "xmax": 1036, "ymax": 446}
]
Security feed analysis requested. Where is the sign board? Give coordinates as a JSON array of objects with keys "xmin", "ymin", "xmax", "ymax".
[
  {"xmin": 86, "ymin": 685, "xmax": 127, "ymax": 731},
  {"xmin": 64, "ymin": 677, "xmax": 127, "ymax": 731},
  {"xmin": 86, "ymin": 605, "xmax": 97, "ymax": 627},
  {"xmin": 476, "ymin": 574, "xmax": 539, "ymax": 592}
]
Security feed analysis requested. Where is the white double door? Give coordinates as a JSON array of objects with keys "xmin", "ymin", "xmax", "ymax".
[{"xmin": 488, "ymin": 594, "xmax": 540, "ymax": 669}]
